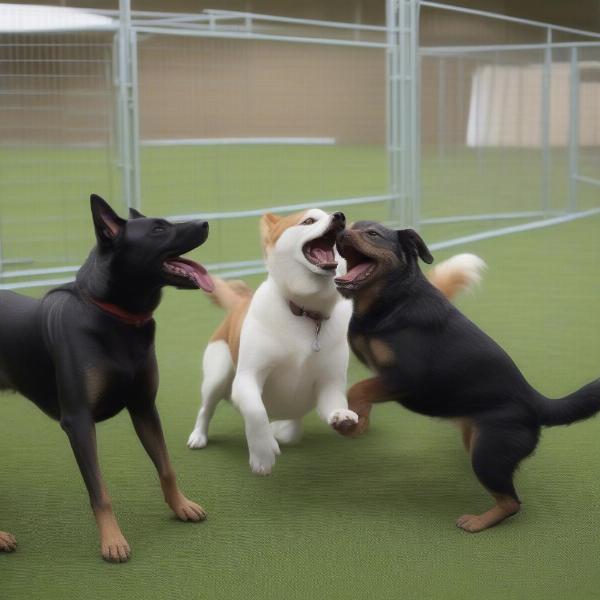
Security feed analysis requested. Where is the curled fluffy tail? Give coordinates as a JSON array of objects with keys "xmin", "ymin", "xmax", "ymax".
[
  {"xmin": 536, "ymin": 380, "xmax": 600, "ymax": 426},
  {"xmin": 428, "ymin": 253, "xmax": 486, "ymax": 301},
  {"xmin": 207, "ymin": 277, "xmax": 253, "ymax": 311}
]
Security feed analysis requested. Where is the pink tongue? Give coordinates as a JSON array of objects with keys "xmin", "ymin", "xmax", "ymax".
[
  {"xmin": 310, "ymin": 247, "xmax": 335, "ymax": 264},
  {"xmin": 336, "ymin": 262, "xmax": 372, "ymax": 282},
  {"xmin": 170, "ymin": 259, "xmax": 215, "ymax": 292}
]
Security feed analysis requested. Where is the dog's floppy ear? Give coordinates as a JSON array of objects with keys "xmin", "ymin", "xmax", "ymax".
[
  {"xmin": 259, "ymin": 213, "xmax": 281, "ymax": 251},
  {"xmin": 90, "ymin": 194, "xmax": 125, "ymax": 245},
  {"xmin": 128, "ymin": 207, "xmax": 145, "ymax": 219},
  {"xmin": 397, "ymin": 229, "xmax": 433, "ymax": 264}
]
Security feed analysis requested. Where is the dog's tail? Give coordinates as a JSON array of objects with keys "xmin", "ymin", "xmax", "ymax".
[
  {"xmin": 207, "ymin": 277, "xmax": 253, "ymax": 311},
  {"xmin": 428, "ymin": 253, "xmax": 486, "ymax": 300},
  {"xmin": 535, "ymin": 381, "xmax": 600, "ymax": 427}
]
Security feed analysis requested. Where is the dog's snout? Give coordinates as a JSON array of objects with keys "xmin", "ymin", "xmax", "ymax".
[{"xmin": 194, "ymin": 220, "xmax": 209, "ymax": 244}]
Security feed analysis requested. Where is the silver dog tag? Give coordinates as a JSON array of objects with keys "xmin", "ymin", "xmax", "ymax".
[{"xmin": 312, "ymin": 321, "xmax": 322, "ymax": 352}]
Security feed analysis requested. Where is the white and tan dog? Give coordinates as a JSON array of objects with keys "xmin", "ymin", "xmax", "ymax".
[{"xmin": 187, "ymin": 209, "xmax": 485, "ymax": 475}]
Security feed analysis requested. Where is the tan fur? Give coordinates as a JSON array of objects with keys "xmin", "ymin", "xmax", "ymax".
[
  {"xmin": 456, "ymin": 495, "xmax": 520, "ymax": 533},
  {"xmin": 350, "ymin": 334, "xmax": 370, "ymax": 366},
  {"xmin": 428, "ymin": 267, "xmax": 471, "ymax": 301},
  {"xmin": 210, "ymin": 213, "xmax": 308, "ymax": 364},
  {"xmin": 260, "ymin": 211, "xmax": 307, "ymax": 252},
  {"xmin": 206, "ymin": 275, "xmax": 254, "ymax": 364},
  {"xmin": 369, "ymin": 338, "xmax": 395, "ymax": 368},
  {"xmin": 450, "ymin": 417, "xmax": 476, "ymax": 453},
  {"xmin": 340, "ymin": 376, "xmax": 390, "ymax": 437},
  {"xmin": 210, "ymin": 298, "xmax": 251, "ymax": 366},
  {"xmin": 85, "ymin": 367, "xmax": 106, "ymax": 404},
  {"xmin": 355, "ymin": 280, "xmax": 384, "ymax": 317},
  {"xmin": 208, "ymin": 277, "xmax": 252, "ymax": 312},
  {"xmin": 0, "ymin": 531, "xmax": 17, "ymax": 552}
]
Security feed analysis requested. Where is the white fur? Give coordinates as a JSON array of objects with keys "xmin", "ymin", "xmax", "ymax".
[
  {"xmin": 187, "ymin": 340, "xmax": 234, "ymax": 449},
  {"xmin": 188, "ymin": 209, "xmax": 357, "ymax": 474}
]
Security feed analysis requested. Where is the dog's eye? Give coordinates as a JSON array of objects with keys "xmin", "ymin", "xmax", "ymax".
[
  {"xmin": 301, "ymin": 217, "xmax": 316, "ymax": 225},
  {"xmin": 367, "ymin": 230, "xmax": 379, "ymax": 238},
  {"xmin": 153, "ymin": 226, "xmax": 166, "ymax": 234}
]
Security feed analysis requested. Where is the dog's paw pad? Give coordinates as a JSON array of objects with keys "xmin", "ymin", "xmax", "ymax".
[
  {"xmin": 328, "ymin": 409, "xmax": 359, "ymax": 433},
  {"xmin": 0, "ymin": 531, "xmax": 17, "ymax": 552},
  {"xmin": 170, "ymin": 496, "xmax": 207, "ymax": 522},
  {"xmin": 187, "ymin": 430, "xmax": 208, "ymax": 449},
  {"xmin": 249, "ymin": 444, "xmax": 279, "ymax": 475},
  {"xmin": 456, "ymin": 514, "xmax": 485, "ymax": 533},
  {"xmin": 101, "ymin": 535, "xmax": 131, "ymax": 563}
]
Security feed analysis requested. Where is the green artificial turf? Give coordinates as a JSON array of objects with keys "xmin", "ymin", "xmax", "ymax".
[
  {"xmin": 1, "ymin": 210, "xmax": 600, "ymax": 599},
  {"xmin": 2, "ymin": 144, "xmax": 598, "ymax": 279}
]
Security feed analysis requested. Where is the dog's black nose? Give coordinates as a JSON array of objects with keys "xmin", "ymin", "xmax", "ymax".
[
  {"xmin": 332, "ymin": 212, "xmax": 345, "ymax": 224},
  {"xmin": 194, "ymin": 220, "xmax": 209, "ymax": 244}
]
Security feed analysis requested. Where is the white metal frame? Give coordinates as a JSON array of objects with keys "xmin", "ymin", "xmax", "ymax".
[{"xmin": 3, "ymin": 1, "xmax": 600, "ymax": 289}]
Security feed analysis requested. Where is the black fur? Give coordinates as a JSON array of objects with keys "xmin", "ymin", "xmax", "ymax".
[
  {"xmin": 0, "ymin": 194, "xmax": 210, "ymax": 558},
  {"xmin": 337, "ymin": 221, "xmax": 600, "ymax": 505}
]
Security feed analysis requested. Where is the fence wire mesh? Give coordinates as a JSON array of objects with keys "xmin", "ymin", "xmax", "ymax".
[
  {"xmin": 1, "ymin": 1, "xmax": 600, "ymax": 288},
  {"xmin": 0, "ymin": 23, "xmax": 118, "ymax": 282}
]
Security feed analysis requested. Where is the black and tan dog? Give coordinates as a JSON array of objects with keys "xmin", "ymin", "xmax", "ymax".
[
  {"xmin": 0, "ymin": 195, "xmax": 213, "ymax": 561},
  {"xmin": 335, "ymin": 221, "xmax": 600, "ymax": 532}
]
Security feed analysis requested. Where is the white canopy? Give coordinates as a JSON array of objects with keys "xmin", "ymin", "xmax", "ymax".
[{"xmin": 0, "ymin": 3, "xmax": 116, "ymax": 33}]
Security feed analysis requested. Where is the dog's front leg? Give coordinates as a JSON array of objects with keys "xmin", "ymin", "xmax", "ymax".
[
  {"xmin": 341, "ymin": 376, "xmax": 391, "ymax": 438},
  {"xmin": 232, "ymin": 371, "xmax": 280, "ymax": 475},
  {"xmin": 60, "ymin": 411, "xmax": 130, "ymax": 562},
  {"xmin": 128, "ymin": 404, "xmax": 206, "ymax": 522}
]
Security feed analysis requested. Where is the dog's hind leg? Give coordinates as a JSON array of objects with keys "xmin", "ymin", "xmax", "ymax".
[
  {"xmin": 456, "ymin": 422, "xmax": 539, "ymax": 533},
  {"xmin": 0, "ymin": 531, "xmax": 17, "ymax": 552},
  {"xmin": 270, "ymin": 419, "xmax": 303, "ymax": 445},
  {"xmin": 188, "ymin": 340, "xmax": 234, "ymax": 449}
]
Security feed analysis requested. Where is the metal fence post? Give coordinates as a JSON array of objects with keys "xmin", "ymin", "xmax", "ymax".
[
  {"xmin": 386, "ymin": 0, "xmax": 398, "ymax": 223},
  {"xmin": 437, "ymin": 57, "xmax": 446, "ymax": 160},
  {"xmin": 410, "ymin": 0, "xmax": 421, "ymax": 230},
  {"xmin": 568, "ymin": 46, "xmax": 579, "ymax": 212},
  {"xmin": 541, "ymin": 27, "xmax": 552, "ymax": 215},
  {"xmin": 117, "ymin": 0, "xmax": 141, "ymax": 209},
  {"xmin": 386, "ymin": 0, "xmax": 420, "ymax": 228},
  {"xmin": 0, "ymin": 222, "xmax": 3, "ymax": 276}
]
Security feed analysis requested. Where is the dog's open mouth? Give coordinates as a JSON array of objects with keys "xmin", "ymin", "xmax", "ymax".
[
  {"xmin": 303, "ymin": 228, "xmax": 338, "ymax": 271},
  {"xmin": 335, "ymin": 245, "xmax": 377, "ymax": 289},
  {"xmin": 163, "ymin": 256, "xmax": 214, "ymax": 292}
]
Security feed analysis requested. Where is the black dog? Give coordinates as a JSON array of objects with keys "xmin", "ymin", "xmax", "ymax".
[
  {"xmin": 335, "ymin": 221, "xmax": 600, "ymax": 532},
  {"xmin": 0, "ymin": 195, "xmax": 214, "ymax": 561}
]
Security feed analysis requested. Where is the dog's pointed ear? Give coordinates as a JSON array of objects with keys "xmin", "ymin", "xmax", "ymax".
[
  {"xmin": 259, "ymin": 213, "xmax": 281, "ymax": 252},
  {"xmin": 398, "ymin": 229, "xmax": 433, "ymax": 264},
  {"xmin": 128, "ymin": 207, "xmax": 145, "ymax": 220},
  {"xmin": 90, "ymin": 194, "xmax": 125, "ymax": 245}
]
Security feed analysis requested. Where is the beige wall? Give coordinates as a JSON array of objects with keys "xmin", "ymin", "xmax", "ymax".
[
  {"xmin": 3, "ymin": 1, "xmax": 600, "ymax": 148},
  {"xmin": 137, "ymin": 36, "xmax": 385, "ymax": 144}
]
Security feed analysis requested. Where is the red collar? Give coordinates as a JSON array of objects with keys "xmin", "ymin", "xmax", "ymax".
[
  {"xmin": 89, "ymin": 297, "xmax": 154, "ymax": 327},
  {"xmin": 288, "ymin": 301, "xmax": 329, "ymax": 323}
]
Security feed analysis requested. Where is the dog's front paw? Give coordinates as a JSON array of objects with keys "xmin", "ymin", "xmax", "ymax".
[
  {"xmin": 101, "ymin": 532, "xmax": 131, "ymax": 563},
  {"xmin": 0, "ymin": 531, "xmax": 17, "ymax": 552},
  {"xmin": 187, "ymin": 428, "xmax": 208, "ymax": 449},
  {"xmin": 169, "ymin": 493, "xmax": 207, "ymax": 522},
  {"xmin": 248, "ymin": 435, "xmax": 281, "ymax": 476},
  {"xmin": 328, "ymin": 409, "xmax": 359, "ymax": 435}
]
